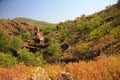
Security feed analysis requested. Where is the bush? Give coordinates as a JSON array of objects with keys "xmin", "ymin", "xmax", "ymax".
[
  {"xmin": 0, "ymin": 52, "xmax": 17, "ymax": 67},
  {"xmin": 19, "ymin": 48, "xmax": 44, "ymax": 66},
  {"xmin": 0, "ymin": 31, "xmax": 11, "ymax": 52},
  {"xmin": 11, "ymin": 36, "xmax": 24, "ymax": 52},
  {"xmin": 20, "ymin": 32, "xmax": 33, "ymax": 42},
  {"xmin": 59, "ymin": 30, "xmax": 69, "ymax": 42},
  {"xmin": 86, "ymin": 14, "xmax": 103, "ymax": 29},
  {"xmin": 46, "ymin": 43, "xmax": 62, "ymax": 57},
  {"xmin": 35, "ymin": 51, "xmax": 46, "ymax": 65},
  {"xmin": 89, "ymin": 22, "xmax": 112, "ymax": 39},
  {"xmin": 39, "ymin": 25, "xmax": 56, "ymax": 33},
  {"xmin": 75, "ymin": 42, "xmax": 93, "ymax": 53},
  {"xmin": 109, "ymin": 27, "xmax": 120, "ymax": 38}
]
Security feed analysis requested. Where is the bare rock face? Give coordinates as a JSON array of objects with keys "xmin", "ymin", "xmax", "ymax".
[{"xmin": 30, "ymin": 67, "xmax": 50, "ymax": 80}]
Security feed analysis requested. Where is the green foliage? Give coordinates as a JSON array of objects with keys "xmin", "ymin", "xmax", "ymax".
[
  {"xmin": 39, "ymin": 25, "xmax": 56, "ymax": 33},
  {"xmin": 46, "ymin": 43, "xmax": 62, "ymax": 57},
  {"xmin": 35, "ymin": 51, "xmax": 46, "ymax": 65},
  {"xmin": 59, "ymin": 30, "xmax": 69, "ymax": 42},
  {"xmin": 11, "ymin": 36, "xmax": 24, "ymax": 52},
  {"xmin": 0, "ymin": 31, "xmax": 11, "ymax": 52},
  {"xmin": 20, "ymin": 32, "xmax": 33, "ymax": 41},
  {"xmin": 19, "ymin": 48, "xmax": 44, "ymax": 66},
  {"xmin": 17, "ymin": 23, "xmax": 23, "ymax": 31},
  {"xmin": 89, "ymin": 22, "xmax": 113, "ymax": 39},
  {"xmin": 49, "ymin": 36, "xmax": 56, "ymax": 43},
  {"xmin": 75, "ymin": 42, "xmax": 93, "ymax": 53},
  {"xmin": 109, "ymin": 26, "xmax": 120, "ymax": 38},
  {"xmin": 111, "ymin": 14, "xmax": 120, "ymax": 27},
  {"xmin": 0, "ymin": 52, "xmax": 17, "ymax": 67},
  {"xmin": 86, "ymin": 14, "xmax": 103, "ymax": 29},
  {"xmin": 75, "ymin": 24, "xmax": 83, "ymax": 31},
  {"xmin": 0, "ymin": 3, "xmax": 120, "ymax": 65}
]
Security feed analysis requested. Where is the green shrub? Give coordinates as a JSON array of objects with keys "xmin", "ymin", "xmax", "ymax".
[
  {"xmin": 89, "ymin": 22, "xmax": 113, "ymax": 39},
  {"xmin": 19, "ymin": 48, "xmax": 44, "ymax": 66},
  {"xmin": 35, "ymin": 51, "xmax": 46, "ymax": 65},
  {"xmin": 11, "ymin": 36, "xmax": 24, "ymax": 52},
  {"xmin": 0, "ymin": 53, "xmax": 17, "ymax": 67},
  {"xmin": 86, "ymin": 14, "xmax": 103, "ymax": 29},
  {"xmin": 59, "ymin": 30, "xmax": 69, "ymax": 42},
  {"xmin": 0, "ymin": 31, "xmax": 11, "ymax": 52},
  {"xmin": 20, "ymin": 32, "xmax": 33, "ymax": 41},
  {"xmin": 39, "ymin": 25, "xmax": 56, "ymax": 33},
  {"xmin": 46, "ymin": 43, "xmax": 62, "ymax": 57},
  {"xmin": 109, "ymin": 26, "xmax": 120, "ymax": 38},
  {"xmin": 75, "ymin": 42, "xmax": 93, "ymax": 53}
]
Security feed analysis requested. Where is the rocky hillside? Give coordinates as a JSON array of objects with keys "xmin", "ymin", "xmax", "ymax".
[
  {"xmin": 0, "ymin": 3, "xmax": 120, "ymax": 66},
  {"xmin": 39, "ymin": 3, "xmax": 120, "ymax": 63},
  {"xmin": 56, "ymin": 3, "xmax": 120, "ymax": 62},
  {"xmin": 13, "ymin": 17, "xmax": 54, "ymax": 26},
  {"xmin": 0, "ymin": 17, "xmax": 54, "ymax": 37}
]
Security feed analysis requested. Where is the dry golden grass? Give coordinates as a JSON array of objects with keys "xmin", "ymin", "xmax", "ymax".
[
  {"xmin": 44, "ymin": 55, "xmax": 120, "ymax": 80},
  {"xmin": 0, "ymin": 62, "xmax": 35, "ymax": 80},
  {"xmin": 0, "ymin": 55, "xmax": 120, "ymax": 80}
]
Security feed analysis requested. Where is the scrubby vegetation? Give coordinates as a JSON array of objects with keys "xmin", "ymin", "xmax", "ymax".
[
  {"xmin": 0, "ymin": 2, "xmax": 120, "ymax": 80},
  {"xmin": 0, "ymin": 52, "xmax": 17, "ymax": 67},
  {"xmin": 0, "ymin": 55, "xmax": 120, "ymax": 80},
  {"xmin": 44, "ymin": 55, "xmax": 120, "ymax": 80}
]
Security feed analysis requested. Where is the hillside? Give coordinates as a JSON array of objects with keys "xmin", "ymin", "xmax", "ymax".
[
  {"xmin": 61, "ymin": 4, "xmax": 120, "ymax": 60},
  {"xmin": 0, "ymin": 3, "xmax": 120, "ymax": 64},
  {"xmin": 13, "ymin": 17, "xmax": 54, "ymax": 26},
  {"xmin": 0, "ymin": 17, "xmax": 54, "ymax": 36},
  {"xmin": 43, "ymin": 3, "xmax": 120, "ymax": 62},
  {"xmin": 0, "ymin": 2, "xmax": 120, "ymax": 80}
]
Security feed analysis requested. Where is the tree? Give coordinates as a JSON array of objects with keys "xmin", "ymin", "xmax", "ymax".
[
  {"xmin": 19, "ymin": 48, "xmax": 44, "ymax": 66},
  {"xmin": 0, "ymin": 52, "xmax": 17, "ymax": 67},
  {"xmin": 46, "ymin": 43, "xmax": 62, "ymax": 57},
  {"xmin": 20, "ymin": 32, "xmax": 33, "ymax": 42},
  {"xmin": 11, "ymin": 36, "xmax": 24, "ymax": 56},
  {"xmin": 0, "ymin": 31, "xmax": 11, "ymax": 52},
  {"xmin": 86, "ymin": 14, "xmax": 103, "ymax": 29}
]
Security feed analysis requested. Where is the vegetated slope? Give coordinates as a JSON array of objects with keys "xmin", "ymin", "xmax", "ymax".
[
  {"xmin": 0, "ymin": 2, "xmax": 120, "ymax": 80},
  {"xmin": 0, "ymin": 19, "xmax": 32, "ymax": 37},
  {"xmin": 52, "ymin": 3, "xmax": 120, "ymax": 62},
  {"xmin": 0, "ymin": 3, "xmax": 120, "ymax": 66},
  {"xmin": 0, "ymin": 17, "xmax": 56, "ymax": 66}
]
